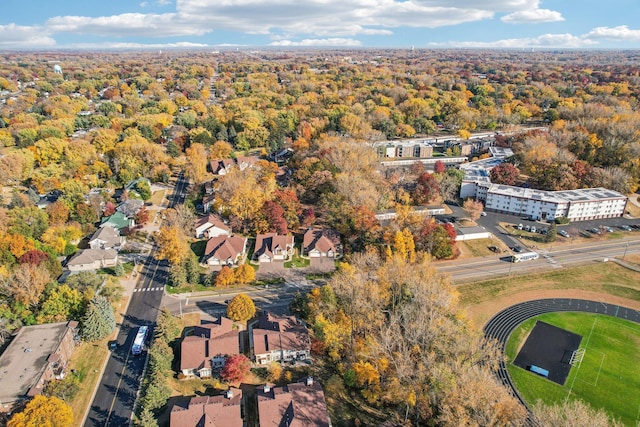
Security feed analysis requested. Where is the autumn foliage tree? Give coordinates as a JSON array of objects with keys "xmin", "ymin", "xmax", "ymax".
[
  {"xmin": 413, "ymin": 172, "xmax": 440, "ymax": 204},
  {"xmin": 226, "ymin": 293, "xmax": 256, "ymax": 322},
  {"xmin": 221, "ymin": 354, "xmax": 251, "ymax": 383},
  {"xmin": 8, "ymin": 395, "xmax": 73, "ymax": 427},
  {"xmin": 462, "ymin": 198, "xmax": 484, "ymax": 221},
  {"xmin": 215, "ymin": 266, "xmax": 236, "ymax": 288},
  {"xmin": 154, "ymin": 226, "xmax": 189, "ymax": 265},
  {"xmin": 490, "ymin": 162, "xmax": 520, "ymax": 185}
]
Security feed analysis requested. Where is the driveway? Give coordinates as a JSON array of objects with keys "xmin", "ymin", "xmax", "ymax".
[
  {"xmin": 309, "ymin": 257, "xmax": 336, "ymax": 273},
  {"xmin": 256, "ymin": 260, "xmax": 286, "ymax": 279}
]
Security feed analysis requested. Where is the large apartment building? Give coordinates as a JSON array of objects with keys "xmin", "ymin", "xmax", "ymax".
[{"xmin": 483, "ymin": 185, "xmax": 627, "ymax": 222}]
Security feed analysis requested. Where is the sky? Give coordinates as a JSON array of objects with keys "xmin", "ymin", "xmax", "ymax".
[{"xmin": 2, "ymin": 0, "xmax": 640, "ymax": 50}]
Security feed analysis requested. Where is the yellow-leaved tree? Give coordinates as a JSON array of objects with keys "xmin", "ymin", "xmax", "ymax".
[
  {"xmin": 234, "ymin": 263, "xmax": 255, "ymax": 284},
  {"xmin": 154, "ymin": 226, "xmax": 189, "ymax": 265},
  {"xmin": 226, "ymin": 293, "xmax": 256, "ymax": 322},
  {"xmin": 8, "ymin": 395, "xmax": 73, "ymax": 427}
]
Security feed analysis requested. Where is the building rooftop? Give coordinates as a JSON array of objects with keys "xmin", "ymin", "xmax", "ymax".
[
  {"xmin": 257, "ymin": 378, "xmax": 331, "ymax": 427},
  {"xmin": 488, "ymin": 185, "xmax": 626, "ymax": 203},
  {"xmin": 0, "ymin": 321, "xmax": 77, "ymax": 404}
]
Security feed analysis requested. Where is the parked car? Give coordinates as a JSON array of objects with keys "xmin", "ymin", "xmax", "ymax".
[
  {"xmin": 539, "ymin": 228, "xmax": 548, "ymax": 234},
  {"xmin": 524, "ymin": 225, "xmax": 531, "ymax": 232},
  {"xmin": 588, "ymin": 228, "xmax": 600, "ymax": 234},
  {"xmin": 108, "ymin": 341, "xmax": 118, "ymax": 351},
  {"xmin": 603, "ymin": 226, "xmax": 613, "ymax": 233},
  {"xmin": 620, "ymin": 225, "xmax": 632, "ymax": 231},
  {"xmin": 511, "ymin": 246, "xmax": 523, "ymax": 253},
  {"xmin": 530, "ymin": 226, "xmax": 537, "ymax": 233},
  {"xmin": 480, "ymin": 211, "xmax": 487, "ymax": 216},
  {"xmin": 558, "ymin": 230, "xmax": 570, "ymax": 238},
  {"xmin": 517, "ymin": 223, "xmax": 523, "ymax": 230}
]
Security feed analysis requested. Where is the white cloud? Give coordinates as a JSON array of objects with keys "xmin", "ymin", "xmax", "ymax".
[
  {"xmin": 430, "ymin": 33, "xmax": 596, "ymax": 48},
  {"xmin": 0, "ymin": 24, "xmax": 56, "ymax": 48},
  {"xmin": 140, "ymin": 2, "xmax": 149, "ymax": 7},
  {"xmin": 586, "ymin": 25, "xmax": 640, "ymax": 41},
  {"xmin": 501, "ymin": 8, "xmax": 564, "ymax": 24},
  {"xmin": 269, "ymin": 38, "xmax": 362, "ymax": 46},
  {"xmin": 64, "ymin": 41, "xmax": 209, "ymax": 49},
  {"xmin": 46, "ymin": 13, "xmax": 206, "ymax": 38}
]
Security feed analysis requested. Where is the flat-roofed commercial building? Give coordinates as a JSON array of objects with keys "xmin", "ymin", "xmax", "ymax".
[{"xmin": 0, "ymin": 321, "xmax": 78, "ymax": 410}]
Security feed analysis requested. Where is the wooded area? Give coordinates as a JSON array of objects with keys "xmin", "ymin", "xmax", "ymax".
[{"xmin": 2, "ymin": 48, "xmax": 639, "ymax": 425}]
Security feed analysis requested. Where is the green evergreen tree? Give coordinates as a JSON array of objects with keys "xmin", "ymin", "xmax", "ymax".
[
  {"xmin": 166, "ymin": 141, "xmax": 180, "ymax": 158},
  {"xmin": 140, "ymin": 375, "xmax": 171, "ymax": 411},
  {"xmin": 114, "ymin": 263, "xmax": 125, "ymax": 277},
  {"xmin": 136, "ymin": 407, "xmax": 158, "ymax": 427},
  {"xmin": 148, "ymin": 338, "xmax": 173, "ymax": 373},
  {"xmin": 81, "ymin": 296, "xmax": 116, "ymax": 342},
  {"xmin": 169, "ymin": 263, "xmax": 187, "ymax": 287},
  {"xmin": 545, "ymin": 222, "xmax": 558, "ymax": 243},
  {"xmin": 184, "ymin": 253, "xmax": 200, "ymax": 284},
  {"xmin": 154, "ymin": 307, "xmax": 181, "ymax": 343}
]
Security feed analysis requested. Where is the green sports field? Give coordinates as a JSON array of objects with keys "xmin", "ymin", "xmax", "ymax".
[{"xmin": 506, "ymin": 312, "xmax": 640, "ymax": 426}]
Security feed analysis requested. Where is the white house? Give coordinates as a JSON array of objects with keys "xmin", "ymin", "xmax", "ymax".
[
  {"xmin": 67, "ymin": 249, "xmax": 118, "ymax": 272},
  {"xmin": 89, "ymin": 226, "xmax": 125, "ymax": 251},
  {"xmin": 195, "ymin": 214, "xmax": 231, "ymax": 239}
]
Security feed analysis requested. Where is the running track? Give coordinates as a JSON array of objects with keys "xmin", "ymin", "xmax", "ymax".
[{"xmin": 483, "ymin": 298, "xmax": 640, "ymax": 408}]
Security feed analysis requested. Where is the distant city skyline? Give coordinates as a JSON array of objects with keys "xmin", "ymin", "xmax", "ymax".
[{"xmin": 2, "ymin": 0, "xmax": 640, "ymax": 50}]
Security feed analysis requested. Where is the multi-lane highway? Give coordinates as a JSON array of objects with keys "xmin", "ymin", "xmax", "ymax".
[{"xmin": 83, "ymin": 174, "xmax": 188, "ymax": 427}]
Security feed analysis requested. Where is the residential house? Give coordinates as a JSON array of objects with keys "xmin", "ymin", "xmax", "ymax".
[
  {"xmin": 253, "ymin": 233, "xmax": 294, "ymax": 263},
  {"xmin": 302, "ymin": 229, "xmax": 341, "ymax": 259},
  {"xmin": 66, "ymin": 248, "xmax": 118, "ymax": 272},
  {"xmin": 195, "ymin": 214, "xmax": 231, "ymax": 239},
  {"xmin": 202, "ymin": 236, "xmax": 247, "ymax": 266},
  {"xmin": 100, "ymin": 211, "xmax": 134, "ymax": 231},
  {"xmin": 180, "ymin": 318, "xmax": 240, "ymax": 378},
  {"xmin": 202, "ymin": 193, "xmax": 216, "ymax": 213},
  {"xmin": 0, "ymin": 321, "xmax": 78, "ymax": 409},
  {"xmin": 236, "ymin": 155, "xmax": 260, "ymax": 171},
  {"xmin": 89, "ymin": 226, "xmax": 125, "ymax": 251},
  {"xmin": 170, "ymin": 388, "xmax": 243, "ymax": 427},
  {"xmin": 210, "ymin": 158, "xmax": 235, "ymax": 176},
  {"xmin": 116, "ymin": 198, "xmax": 144, "ymax": 218},
  {"xmin": 257, "ymin": 377, "xmax": 331, "ymax": 427},
  {"xmin": 251, "ymin": 312, "xmax": 310, "ymax": 365}
]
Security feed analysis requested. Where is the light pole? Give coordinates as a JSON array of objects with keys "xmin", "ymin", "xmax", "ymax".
[{"xmin": 623, "ymin": 241, "xmax": 629, "ymax": 260}]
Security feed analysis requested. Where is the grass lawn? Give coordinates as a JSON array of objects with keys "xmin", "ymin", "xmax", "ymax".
[
  {"xmin": 460, "ymin": 238, "xmax": 510, "ymax": 258},
  {"xmin": 67, "ymin": 342, "xmax": 110, "ymax": 423},
  {"xmin": 148, "ymin": 189, "xmax": 166, "ymax": 206},
  {"xmin": 190, "ymin": 240, "xmax": 207, "ymax": 258},
  {"xmin": 165, "ymin": 282, "xmax": 214, "ymax": 294},
  {"xmin": 459, "ymin": 263, "xmax": 640, "ymax": 308},
  {"xmin": 505, "ymin": 312, "xmax": 640, "ymax": 426},
  {"xmin": 284, "ymin": 254, "xmax": 310, "ymax": 268}
]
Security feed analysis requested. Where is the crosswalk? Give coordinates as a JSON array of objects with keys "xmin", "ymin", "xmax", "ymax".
[{"xmin": 133, "ymin": 287, "xmax": 164, "ymax": 292}]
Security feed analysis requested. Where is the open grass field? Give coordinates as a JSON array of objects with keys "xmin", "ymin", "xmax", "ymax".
[
  {"xmin": 505, "ymin": 312, "xmax": 640, "ymax": 426},
  {"xmin": 459, "ymin": 262, "xmax": 640, "ymax": 326}
]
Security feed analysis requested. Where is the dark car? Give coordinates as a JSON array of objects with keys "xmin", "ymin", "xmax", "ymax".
[
  {"xmin": 108, "ymin": 340, "xmax": 118, "ymax": 351},
  {"xmin": 488, "ymin": 246, "xmax": 500, "ymax": 253},
  {"xmin": 511, "ymin": 246, "xmax": 523, "ymax": 253}
]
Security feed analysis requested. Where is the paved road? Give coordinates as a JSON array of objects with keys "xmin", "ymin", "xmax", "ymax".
[
  {"xmin": 483, "ymin": 298, "xmax": 640, "ymax": 409},
  {"xmin": 435, "ymin": 237, "xmax": 640, "ymax": 283},
  {"xmin": 84, "ymin": 173, "xmax": 189, "ymax": 427}
]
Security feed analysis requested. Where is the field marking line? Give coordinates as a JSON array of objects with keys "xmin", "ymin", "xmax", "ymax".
[
  {"xmin": 593, "ymin": 352, "xmax": 606, "ymax": 387},
  {"xmin": 575, "ymin": 349, "xmax": 605, "ymax": 387},
  {"xmin": 566, "ymin": 317, "xmax": 598, "ymax": 402}
]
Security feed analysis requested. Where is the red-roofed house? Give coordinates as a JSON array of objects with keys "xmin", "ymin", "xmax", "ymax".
[
  {"xmin": 170, "ymin": 388, "xmax": 243, "ymax": 427},
  {"xmin": 257, "ymin": 377, "xmax": 331, "ymax": 427},
  {"xmin": 180, "ymin": 318, "xmax": 240, "ymax": 378},
  {"xmin": 250, "ymin": 312, "xmax": 310, "ymax": 365},
  {"xmin": 195, "ymin": 214, "xmax": 232, "ymax": 239},
  {"xmin": 202, "ymin": 235, "xmax": 247, "ymax": 266},
  {"xmin": 253, "ymin": 233, "xmax": 294, "ymax": 263},
  {"xmin": 301, "ymin": 228, "xmax": 342, "ymax": 259}
]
